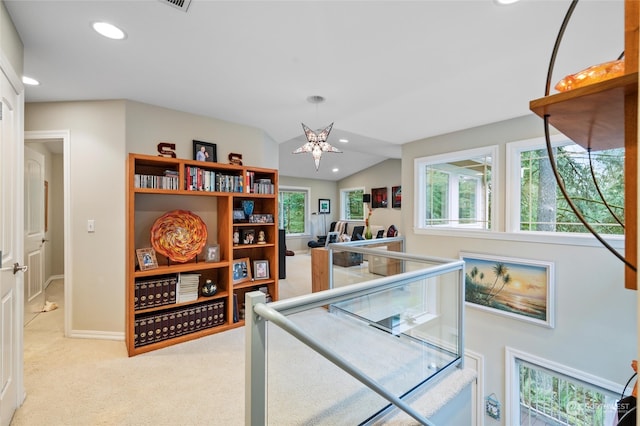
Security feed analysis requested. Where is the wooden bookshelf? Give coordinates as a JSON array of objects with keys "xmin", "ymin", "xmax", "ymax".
[
  {"xmin": 126, "ymin": 153, "xmax": 279, "ymax": 356},
  {"xmin": 529, "ymin": 0, "xmax": 638, "ymax": 290}
]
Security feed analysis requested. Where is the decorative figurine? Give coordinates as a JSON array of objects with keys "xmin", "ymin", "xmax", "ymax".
[
  {"xmin": 201, "ymin": 279, "xmax": 217, "ymax": 297},
  {"xmin": 233, "ymin": 228, "xmax": 240, "ymax": 246},
  {"xmin": 257, "ymin": 230, "xmax": 266, "ymax": 244}
]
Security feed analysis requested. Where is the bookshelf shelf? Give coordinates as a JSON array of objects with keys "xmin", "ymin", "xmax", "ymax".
[{"xmin": 126, "ymin": 153, "xmax": 279, "ymax": 356}]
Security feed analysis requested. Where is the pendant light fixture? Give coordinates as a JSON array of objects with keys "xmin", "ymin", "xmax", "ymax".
[{"xmin": 292, "ymin": 96, "xmax": 342, "ymax": 171}]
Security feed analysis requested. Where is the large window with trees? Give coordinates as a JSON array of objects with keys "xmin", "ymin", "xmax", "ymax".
[
  {"xmin": 506, "ymin": 136, "xmax": 625, "ymax": 235},
  {"xmin": 341, "ymin": 187, "xmax": 365, "ymax": 220},
  {"xmin": 415, "ymin": 146, "xmax": 496, "ymax": 231},
  {"xmin": 278, "ymin": 187, "xmax": 309, "ymax": 236}
]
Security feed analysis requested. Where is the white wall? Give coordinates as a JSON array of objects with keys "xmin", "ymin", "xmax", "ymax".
[
  {"xmin": 402, "ymin": 114, "xmax": 636, "ymax": 424},
  {"xmin": 25, "ymin": 99, "xmax": 276, "ymax": 335}
]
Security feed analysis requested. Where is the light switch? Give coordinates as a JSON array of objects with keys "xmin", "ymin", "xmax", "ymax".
[{"xmin": 88, "ymin": 219, "xmax": 95, "ymax": 233}]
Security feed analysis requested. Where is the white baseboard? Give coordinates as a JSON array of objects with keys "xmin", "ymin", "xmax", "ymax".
[{"xmin": 69, "ymin": 330, "xmax": 124, "ymax": 340}]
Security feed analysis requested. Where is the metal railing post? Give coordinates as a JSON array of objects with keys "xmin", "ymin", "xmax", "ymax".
[{"xmin": 245, "ymin": 291, "xmax": 267, "ymax": 426}]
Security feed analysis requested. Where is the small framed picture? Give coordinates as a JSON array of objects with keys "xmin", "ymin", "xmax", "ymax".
[
  {"xmin": 241, "ymin": 228, "xmax": 256, "ymax": 245},
  {"xmin": 204, "ymin": 244, "xmax": 220, "ymax": 262},
  {"xmin": 253, "ymin": 260, "xmax": 269, "ymax": 280},
  {"xmin": 249, "ymin": 213, "xmax": 274, "ymax": 223},
  {"xmin": 136, "ymin": 248, "xmax": 158, "ymax": 271},
  {"xmin": 392, "ymin": 185, "xmax": 402, "ymax": 208},
  {"xmin": 319, "ymin": 198, "xmax": 330, "ymax": 214},
  {"xmin": 371, "ymin": 187, "xmax": 388, "ymax": 208},
  {"xmin": 232, "ymin": 257, "xmax": 252, "ymax": 285},
  {"xmin": 233, "ymin": 209, "xmax": 246, "ymax": 222},
  {"xmin": 193, "ymin": 140, "xmax": 217, "ymax": 162}
]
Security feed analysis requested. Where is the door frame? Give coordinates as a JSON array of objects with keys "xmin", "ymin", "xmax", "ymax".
[{"xmin": 24, "ymin": 130, "xmax": 71, "ymax": 336}]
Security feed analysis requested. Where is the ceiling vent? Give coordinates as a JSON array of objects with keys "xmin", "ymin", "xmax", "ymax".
[{"xmin": 159, "ymin": 0, "xmax": 191, "ymax": 12}]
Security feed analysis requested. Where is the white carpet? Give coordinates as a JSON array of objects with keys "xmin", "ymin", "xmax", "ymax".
[{"xmin": 11, "ymin": 253, "xmax": 475, "ymax": 426}]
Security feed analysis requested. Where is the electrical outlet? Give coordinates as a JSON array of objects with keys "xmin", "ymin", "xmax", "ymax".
[{"xmin": 87, "ymin": 219, "xmax": 95, "ymax": 233}]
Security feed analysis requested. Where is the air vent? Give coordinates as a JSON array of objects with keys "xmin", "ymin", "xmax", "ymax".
[{"xmin": 159, "ymin": 0, "xmax": 191, "ymax": 12}]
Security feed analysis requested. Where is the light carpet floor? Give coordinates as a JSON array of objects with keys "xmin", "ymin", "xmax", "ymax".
[{"xmin": 11, "ymin": 252, "xmax": 474, "ymax": 426}]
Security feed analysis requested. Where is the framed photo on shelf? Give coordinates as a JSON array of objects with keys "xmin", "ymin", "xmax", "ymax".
[
  {"xmin": 204, "ymin": 244, "xmax": 220, "ymax": 262},
  {"xmin": 460, "ymin": 252, "xmax": 555, "ymax": 328},
  {"xmin": 253, "ymin": 260, "xmax": 269, "ymax": 280},
  {"xmin": 232, "ymin": 257, "xmax": 252, "ymax": 285},
  {"xmin": 392, "ymin": 185, "xmax": 402, "ymax": 208},
  {"xmin": 371, "ymin": 187, "xmax": 388, "ymax": 208},
  {"xmin": 319, "ymin": 198, "xmax": 330, "ymax": 214},
  {"xmin": 136, "ymin": 247, "xmax": 158, "ymax": 271},
  {"xmin": 249, "ymin": 213, "xmax": 274, "ymax": 224},
  {"xmin": 233, "ymin": 209, "xmax": 246, "ymax": 223},
  {"xmin": 193, "ymin": 140, "xmax": 217, "ymax": 162},
  {"xmin": 241, "ymin": 229, "xmax": 256, "ymax": 245}
]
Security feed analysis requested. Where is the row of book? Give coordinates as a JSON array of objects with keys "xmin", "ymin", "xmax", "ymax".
[
  {"xmin": 134, "ymin": 171, "xmax": 179, "ymax": 190},
  {"xmin": 134, "ymin": 275, "xmax": 178, "ymax": 310},
  {"xmin": 185, "ymin": 166, "xmax": 245, "ymax": 193},
  {"xmin": 245, "ymin": 172, "xmax": 274, "ymax": 194},
  {"xmin": 134, "ymin": 300, "xmax": 226, "ymax": 347}
]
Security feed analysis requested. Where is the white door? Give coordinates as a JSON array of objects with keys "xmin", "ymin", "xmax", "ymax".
[
  {"xmin": 0, "ymin": 68, "xmax": 25, "ymax": 425},
  {"xmin": 23, "ymin": 147, "xmax": 45, "ymax": 324}
]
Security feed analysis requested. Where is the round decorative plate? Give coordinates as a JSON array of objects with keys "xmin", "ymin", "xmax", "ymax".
[{"xmin": 150, "ymin": 210, "xmax": 208, "ymax": 263}]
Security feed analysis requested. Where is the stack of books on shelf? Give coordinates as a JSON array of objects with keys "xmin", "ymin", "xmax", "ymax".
[
  {"xmin": 134, "ymin": 170, "xmax": 179, "ymax": 190},
  {"xmin": 177, "ymin": 273, "xmax": 200, "ymax": 303},
  {"xmin": 134, "ymin": 275, "xmax": 178, "ymax": 310},
  {"xmin": 134, "ymin": 299, "xmax": 226, "ymax": 347}
]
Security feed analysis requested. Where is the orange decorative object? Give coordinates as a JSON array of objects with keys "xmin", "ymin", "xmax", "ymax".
[
  {"xmin": 151, "ymin": 210, "xmax": 208, "ymax": 263},
  {"xmin": 555, "ymin": 59, "xmax": 625, "ymax": 92}
]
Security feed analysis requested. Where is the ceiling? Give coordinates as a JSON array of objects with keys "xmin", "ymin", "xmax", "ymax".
[{"xmin": 5, "ymin": 0, "xmax": 624, "ymax": 180}]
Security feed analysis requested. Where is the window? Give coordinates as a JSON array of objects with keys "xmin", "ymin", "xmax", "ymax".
[
  {"xmin": 278, "ymin": 187, "xmax": 309, "ymax": 236},
  {"xmin": 507, "ymin": 136, "xmax": 625, "ymax": 235},
  {"xmin": 415, "ymin": 146, "xmax": 496, "ymax": 230},
  {"xmin": 506, "ymin": 347, "xmax": 620, "ymax": 426},
  {"xmin": 341, "ymin": 187, "xmax": 365, "ymax": 220}
]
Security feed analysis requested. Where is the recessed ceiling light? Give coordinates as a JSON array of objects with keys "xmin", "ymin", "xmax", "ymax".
[
  {"xmin": 339, "ymin": 138, "xmax": 349, "ymax": 143},
  {"xmin": 22, "ymin": 76, "xmax": 40, "ymax": 86},
  {"xmin": 332, "ymin": 168, "xmax": 339, "ymax": 173},
  {"xmin": 92, "ymin": 21, "xmax": 127, "ymax": 40},
  {"xmin": 495, "ymin": 0, "xmax": 520, "ymax": 4}
]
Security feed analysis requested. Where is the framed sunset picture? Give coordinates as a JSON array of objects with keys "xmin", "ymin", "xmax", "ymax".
[{"xmin": 461, "ymin": 252, "xmax": 555, "ymax": 328}]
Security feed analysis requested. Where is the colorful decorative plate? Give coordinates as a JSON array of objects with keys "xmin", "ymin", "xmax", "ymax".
[{"xmin": 150, "ymin": 210, "xmax": 208, "ymax": 263}]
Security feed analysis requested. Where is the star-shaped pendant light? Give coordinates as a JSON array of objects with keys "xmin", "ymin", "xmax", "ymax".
[{"xmin": 292, "ymin": 122, "xmax": 342, "ymax": 171}]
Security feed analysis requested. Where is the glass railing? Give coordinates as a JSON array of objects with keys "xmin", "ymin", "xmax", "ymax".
[{"xmin": 245, "ymin": 241, "xmax": 464, "ymax": 425}]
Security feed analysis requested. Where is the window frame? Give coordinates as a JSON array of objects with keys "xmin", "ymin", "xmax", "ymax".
[
  {"xmin": 414, "ymin": 145, "xmax": 498, "ymax": 232},
  {"xmin": 340, "ymin": 186, "xmax": 365, "ymax": 221},
  {"xmin": 505, "ymin": 135, "xmax": 625, "ymax": 239},
  {"xmin": 278, "ymin": 186, "xmax": 310, "ymax": 237},
  {"xmin": 505, "ymin": 347, "xmax": 622, "ymax": 426}
]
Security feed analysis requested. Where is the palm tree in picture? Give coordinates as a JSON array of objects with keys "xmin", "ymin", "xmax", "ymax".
[
  {"xmin": 487, "ymin": 273, "xmax": 512, "ymax": 303},
  {"xmin": 484, "ymin": 262, "xmax": 508, "ymax": 302}
]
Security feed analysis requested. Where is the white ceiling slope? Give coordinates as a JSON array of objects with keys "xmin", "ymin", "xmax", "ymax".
[{"xmin": 5, "ymin": 0, "xmax": 624, "ymax": 181}]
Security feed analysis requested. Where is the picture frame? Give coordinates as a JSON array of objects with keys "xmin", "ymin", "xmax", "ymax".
[
  {"xmin": 232, "ymin": 257, "xmax": 252, "ymax": 285},
  {"xmin": 193, "ymin": 140, "xmax": 217, "ymax": 162},
  {"xmin": 204, "ymin": 243, "xmax": 220, "ymax": 262},
  {"xmin": 325, "ymin": 231, "xmax": 340, "ymax": 247},
  {"xmin": 241, "ymin": 228, "xmax": 256, "ymax": 245},
  {"xmin": 319, "ymin": 198, "xmax": 330, "ymax": 214},
  {"xmin": 371, "ymin": 187, "xmax": 388, "ymax": 208},
  {"xmin": 249, "ymin": 213, "xmax": 273, "ymax": 224},
  {"xmin": 253, "ymin": 260, "xmax": 269, "ymax": 280},
  {"xmin": 461, "ymin": 252, "xmax": 555, "ymax": 328},
  {"xmin": 136, "ymin": 247, "xmax": 158, "ymax": 271},
  {"xmin": 233, "ymin": 209, "xmax": 246, "ymax": 222},
  {"xmin": 391, "ymin": 185, "xmax": 401, "ymax": 208}
]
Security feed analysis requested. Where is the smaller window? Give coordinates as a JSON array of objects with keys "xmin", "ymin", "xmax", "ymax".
[
  {"xmin": 506, "ymin": 136, "xmax": 625, "ymax": 235},
  {"xmin": 340, "ymin": 187, "xmax": 365, "ymax": 220},
  {"xmin": 278, "ymin": 187, "xmax": 310, "ymax": 236},
  {"xmin": 415, "ymin": 146, "xmax": 496, "ymax": 231}
]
